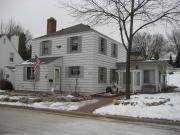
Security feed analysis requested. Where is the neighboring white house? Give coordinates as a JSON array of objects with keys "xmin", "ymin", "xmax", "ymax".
[
  {"xmin": 116, "ymin": 60, "xmax": 172, "ymax": 93},
  {"xmin": 15, "ymin": 17, "xmax": 126, "ymax": 95},
  {"xmin": 0, "ymin": 35, "xmax": 23, "ymax": 86}
]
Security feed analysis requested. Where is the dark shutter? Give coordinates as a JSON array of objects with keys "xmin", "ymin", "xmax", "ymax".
[
  {"xmin": 78, "ymin": 36, "xmax": 82, "ymax": 52},
  {"xmin": 98, "ymin": 67, "xmax": 101, "ymax": 83},
  {"xmin": 67, "ymin": 37, "xmax": 71, "ymax": 53},
  {"xmin": 40, "ymin": 42, "xmax": 43, "ymax": 56},
  {"xmin": 65, "ymin": 67, "xmax": 70, "ymax": 78},
  {"xmin": 98, "ymin": 37, "xmax": 101, "ymax": 54},
  {"xmin": 104, "ymin": 39, "xmax": 107, "ymax": 55},
  {"xmin": 23, "ymin": 66, "xmax": 27, "ymax": 81},
  {"xmin": 48, "ymin": 41, "xmax": 52, "ymax": 55},
  {"xmin": 104, "ymin": 68, "xmax": 107, "ymax": 83},
  {"xmin": 79, "ymin": 66, "xmax": 84, "ymax": 78}
]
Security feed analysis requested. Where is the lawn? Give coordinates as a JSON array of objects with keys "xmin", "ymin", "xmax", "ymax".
[{"xmin": 94, "ymin": 89, "xmax": 180, "ymax": 121}]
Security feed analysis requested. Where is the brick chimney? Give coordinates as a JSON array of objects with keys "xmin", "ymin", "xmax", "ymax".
[{"xmin": 47, "ymin": 17, "xmax": 56, "ymax": 34}]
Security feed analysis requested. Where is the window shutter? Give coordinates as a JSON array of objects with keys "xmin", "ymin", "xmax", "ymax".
[
  {"xmin": 78, "ymin": 36, "xmax": 82, "ymax": 52},
  {"xmin": 23, "ymin": 66, "xmax": 27, "ymax": 81},
  {"xmin": 98, "ymin": 37, "xmax": 101, "ymax": 54},
  {"xmin": 80, "ymin": 66, "xmax": 84, "ymax": 78},
  {"xmin": 111, "ymin": 44, "xmax": 113, "ymax": 57},
  {"xmin": 104, "ymin": 68, "xmax": 107, "ymax": 83},
  {"xmin": 104, "ymin": 39, "xmax": 107, "ymax": 55},
  {"xmin": 65, "ymin": 67, "xmax": 70, "ymax": 78},
  {"xmin": 40, "ymin": 42, "xmax": 42, "ymax": 56},
  {"xmin": 98, "ymin": 67, "xmax": 101, "ymax": 83},
  {"xmin": 48, "ymin": 41, "xmax": 52, "ymax": 55},
  {"xmin": 115, "ymin": 44, "xmax": 118, "ymax": 57},
  {"xmin": 67, "ymin": 37, "xmax": 70, "ymax": 53},
  {"xmin": 110, "ymin": 69, "xmax": 113, "ymax": 83}
]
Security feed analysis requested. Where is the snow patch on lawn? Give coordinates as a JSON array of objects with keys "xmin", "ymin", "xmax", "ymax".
[
  {"xmin": 94, "ymin": 92, "xmax": 180, "ymax": 121},
  {"xmin": 30, "ymin": 100, "xmax": 98, "ymax": 111},
  {"xmin": 168, "ymin": 73, "xmax": 180, "ymax": 88}
]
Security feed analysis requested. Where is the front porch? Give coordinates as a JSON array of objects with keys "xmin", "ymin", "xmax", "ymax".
[{"xmin": 116, "ymin": 60, "xmax": 172, "ymax": 93}]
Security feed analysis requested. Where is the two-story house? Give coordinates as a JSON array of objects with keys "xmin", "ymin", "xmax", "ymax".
[
  {"xmin": 0, "ymin": 35, "xmax": 23, "ymax": 86},
  {"xmin": 15, "ymin": 17, "xmax": 126, "ymax": 95}
]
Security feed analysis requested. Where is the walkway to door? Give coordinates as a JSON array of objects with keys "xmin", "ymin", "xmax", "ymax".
[{"xmin": 76, "ymin": 96, "xmax": 124, "ymax": 113}]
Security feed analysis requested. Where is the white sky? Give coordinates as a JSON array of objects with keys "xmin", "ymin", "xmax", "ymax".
[{"xmin": 0, "ymin": 0, "xmax": 173, "ymax": 41}]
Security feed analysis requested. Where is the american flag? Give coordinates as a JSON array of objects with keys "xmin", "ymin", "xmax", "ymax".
[{"xmin": 32, "ymin": 57, "xmax": 42, "ymax": 75}]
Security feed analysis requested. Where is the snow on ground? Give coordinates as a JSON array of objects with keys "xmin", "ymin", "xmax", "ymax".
[
  {"xmin": 168, "ymin": 73, "xmax": 180, "ymax": 88},
  {"xmin": 0, "ymin": 94, "xmax": 98, "ymax": 111},
  {"xmin": 94, "ymin": 91, "xmax": 180, "ymax": 121},
  {"xmin": 30, "ymin": 100, "xmax": 98, "ymax": 111}
]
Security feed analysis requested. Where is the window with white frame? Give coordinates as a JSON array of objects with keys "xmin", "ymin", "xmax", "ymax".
[
  {"xmin": 9, "ymin": 52, "xmax": 14, "ymax": 62},
  {"xmin": 99, "ymin": 37, "xmax": 107, "ymax": 55},
  {"xmin": 111, "ymin": 43, "xmax": 118, "ymax": 58},
  {"xmin": 41, "ymin": 40, "xmax": 52, "ymax": 56},
  {"xmin": 26, "ymin": 67, "xmax": 35, "ymax": 80},
  {"xmin": 70, "ymin": 36, "xmax": 79, "ymax": 52},
  {"xmin": 69, "ymin": 66, "xmax": 80, "ymax": 77},
  {"xmin": 98, "ymin": 67, "xmax": 107, "ymax": 83}
]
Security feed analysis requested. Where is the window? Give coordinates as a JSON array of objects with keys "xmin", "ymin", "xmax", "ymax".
[
  {"xmin": 144, "ymin": 70, "xmax": 155, "ymax": 84},
  {"xmin": 26, "ymin": 67, "xmax": 35, "ymax": 80},
  {"xmin": 70, "ymin": 36, "xmax": 78, "ymax": 52},
  {"xmin": 99, "ymin": 37, "xmax": 107, "ymax": 55},
  {"xmin": 110, "ymin": 69, "xmax": 118, "ymax": 83},
  {"xmin": 69, "ymin": 66, "xmax": 80, "ymax": 77},
  {"xmin": 41, "ymin": 40, "xmax": 52, "ymax": 56},
  {"xmin": 98, "ymin": 67, "xmax": 107, "ymax": 83},
  {"xmin": 136, "ymin": 72, "xmax": 140, "ymax": 86},
  {"xmin": 111, "ymin": 43, "xmax": 118, "ymax": 58},
  {"xmin": 9, "ymin": 52, "xmax": 14, "ymax": 62}
]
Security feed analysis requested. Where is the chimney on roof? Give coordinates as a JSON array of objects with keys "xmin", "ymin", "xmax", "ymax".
[{"xmin": 47, "ymin": 17, "xmax": 56, "ymax": 34}]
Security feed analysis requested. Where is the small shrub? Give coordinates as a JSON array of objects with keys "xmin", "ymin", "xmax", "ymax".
[
  {"xmin": 19, "ymin": 97, "xmax": 29, "ymax": 103},
  {"xmin": 112, "ymin": 99, "xmax": 120, "ymax": 105},
  {"xmin": 106, "ymin": 86, "xmax": 112, "ymax": 93},
  {"xmin": 0, "ymin": 79, "xmax": 14, "ymax": 91}
]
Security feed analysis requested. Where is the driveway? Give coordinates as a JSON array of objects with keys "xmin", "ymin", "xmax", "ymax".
[{"xmin": 0, "ymin": 106, "xmax": 180, "ymax": 135}]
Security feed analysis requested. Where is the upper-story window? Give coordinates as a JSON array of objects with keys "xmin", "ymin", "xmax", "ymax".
[
  {"xmin": 67, "ymin": 36, "xmax": 82, "ymax": 53},
  {"xmin": 111, "ymin": 43, "xmax": 118, "ymax": 58},
  {"xmin": 99, "ymin": 37, "xmax": 107, "ymax": 55},
  {"xmin": 9, "ymin": 52, "xmax": 14, "ymax": 63},
  {"xmin": 40, "ymin": 40, "xmax": 52, "ymax": 56}
]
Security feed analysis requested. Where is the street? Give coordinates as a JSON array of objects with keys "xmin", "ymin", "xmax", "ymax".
[{"xmin": 0, "ymin": 107, "xmax": 180, "ymax": 135}]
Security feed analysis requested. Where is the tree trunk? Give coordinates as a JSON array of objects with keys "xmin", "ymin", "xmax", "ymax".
[
  {"xmin": 125, "ymin": 0, "xmax": 134, "ymax": 99},
  {"xmin": 126, "ymin": 49, "xmax": 131, "ymax": 99}
]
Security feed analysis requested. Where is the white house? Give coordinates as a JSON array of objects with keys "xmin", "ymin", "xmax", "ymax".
[
  {"xmin": 15, "ymin": 17, "xmax": 126, "ymax": 95},
  {"xmin": 0, "ymin": 35, "xmax": 23, "ymax": 86}
]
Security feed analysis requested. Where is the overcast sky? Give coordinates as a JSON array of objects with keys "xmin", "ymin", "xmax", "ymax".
[{"xmin": 0, "ymin": 0, "xmax": 173, "ymax": 41}]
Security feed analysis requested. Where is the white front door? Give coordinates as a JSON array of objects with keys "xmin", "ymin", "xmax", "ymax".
[{"xmin": 54, "ymin": 67, "xmax": 60, "ymax": 91}]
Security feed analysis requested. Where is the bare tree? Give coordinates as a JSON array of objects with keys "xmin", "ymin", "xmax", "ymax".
[
  {"xmin": 60, "ymin": 0, "xmax": 180, "ymax": 99},
  {"xmin": 133, "ymin": 32, "xmax": 167, "ymax": 60}
]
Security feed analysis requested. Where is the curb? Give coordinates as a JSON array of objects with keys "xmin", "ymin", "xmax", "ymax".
[{"xmin": 0, "ymin": 104, "xmax": 180, "ymax": 126}]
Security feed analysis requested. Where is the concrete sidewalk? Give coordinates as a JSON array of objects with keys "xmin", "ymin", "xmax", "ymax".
[{"xmin": 76, "ymin": 97, "xmax": 113, "ymax": 113}]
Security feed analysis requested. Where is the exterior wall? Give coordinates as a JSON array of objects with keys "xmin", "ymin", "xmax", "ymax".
[
  {"xmin": 28, "ymin": 30, "xmax": 126, "ymax": 94},
  {"xmin": 0, "ymin": 35, "xmax": 22, "ymax": 86},
  {"xmin": 15, "ymin": 58, "xmax": 62, "ymax": 91}
]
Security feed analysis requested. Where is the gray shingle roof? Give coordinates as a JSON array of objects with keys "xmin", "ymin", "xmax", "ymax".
[
  {"xmin": 34, "ymin": 24, "xmax": 93, "ymax": 40},
  {"xmin": 27, "ymin": 56, "xmax": 61, "ymax": 64},
  {"xmin": 117, "ymin": 60, "xmax": 172, "ymax": 67}
]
